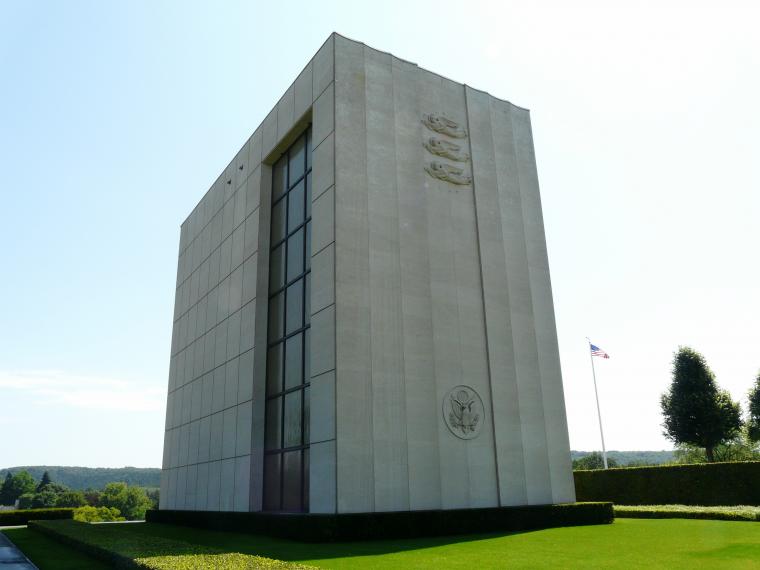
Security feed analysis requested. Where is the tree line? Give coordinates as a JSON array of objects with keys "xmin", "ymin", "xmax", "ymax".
[
  {"xmin": 0, "ymin": 466, "xmax": 159, "ymax": 490},
  {"xmin": 0, "ymin": 470, "xmax": 156, "ymax": 520}
]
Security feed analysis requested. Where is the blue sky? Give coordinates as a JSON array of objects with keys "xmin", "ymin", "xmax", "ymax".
[{"xmin": 1, "ymin": 0, "xmax": 758, "ymax": 468}]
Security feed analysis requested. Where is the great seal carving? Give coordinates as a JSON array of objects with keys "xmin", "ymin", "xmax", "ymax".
[{"xmin": 443, "ymin": 385, "xmax": 485, "ymax": 440}]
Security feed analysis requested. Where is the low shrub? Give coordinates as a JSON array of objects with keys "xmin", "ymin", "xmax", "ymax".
[
  {"xmin": 29, "ymin": 519, "xmax": 314, "ymax": 569},
  {"xmin": 147, "ymin": 502, "xmax": 614, "ymax": 542},
  {"xmin": 0, "ymin": 507, "xmax": 74, "ymax": 526},
  {"xmin": 614, "ymin": 504, "xmax": 760, "ymax": 522},
  {"xmin": 574, "ymin": 461, "xmax": 760, "ymax": 505},
  {"xmin": 73, "ymin": 506, "xmax": 125, "ymax": 522}
]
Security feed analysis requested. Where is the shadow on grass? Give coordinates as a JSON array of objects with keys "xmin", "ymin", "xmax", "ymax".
[
  {"xmin": 3, "ymin": 527, "xmax": 112, "ymax": 570},
  {"xmin": 117, "ymin": 521, "xmax": 545, "ymax": 563},
  {"xmin": 690, "ymin": 543, "xmax": 760, "ymax": 562}
]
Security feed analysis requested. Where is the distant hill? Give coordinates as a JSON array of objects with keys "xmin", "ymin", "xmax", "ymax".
[
  {"xmin": 1, "ymin": 454, "xmax": 672, "ymax": 489},
  {"xmin": 0, "ymin": 466, "xmax": 161, "ymax": 490},
  {"xmin": 571, "ymin": 450, "xmax": 675, "ymax": 466}
]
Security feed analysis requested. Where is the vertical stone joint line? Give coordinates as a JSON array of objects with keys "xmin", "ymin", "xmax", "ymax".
[
  {"xmin": 463, "ymin": 86, "xmax": 502, "ymax": 507},
  {"xmin": 390, "ymin": 59, "xmax": 412, "ymax": 510},
  {"xmin": 490, "ymin": 101, "xmax": 530, "ymax": 501},
  {"xmin": 362, "ymin": 44, "xmax": 377, "ymax": 513},
  {"xmin": 331, "ymin": 32, "xmax": 338, "ymax": 515},
  {"xmin": 508, "ymin": 107, "xmax": 552, "ymax": 498}
]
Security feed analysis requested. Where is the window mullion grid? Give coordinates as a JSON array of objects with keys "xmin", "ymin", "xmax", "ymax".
[
  {"xmin": 268, "ymin": 216, "xmax": 311, "ymax": 269},
  {"xmin": 265, "ymin": 376, "xmax": 311, "ymax": 401},
  {"xmin": 278, "ymin": 146, "xmax": 290, "ymax": 511},
  {"xmin": 268, "ymin": 257, "xmax": 311, "ymax": 300},
  {"xmin": 300, "ymin": 143, "xmax": 308, "ymax": 511},
  {"xmin": 264, "ymin": 129, "xmax": 312, "ymax": 514},
  {"xmin": 264, "ymin": 442, "xmax": 309, "ymax": 455}
]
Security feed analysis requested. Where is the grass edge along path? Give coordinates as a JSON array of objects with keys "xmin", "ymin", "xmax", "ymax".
[
  {"xmin": 29, "ymin": 519, "xmax": 316, "ymax": 570},
  {"xmin": 615, "ymin": 504, "xmax": 760, "ymax": 522},
  {"xmin": 1, "ymin": 526, "xmax": 112, "ymax": 570}
]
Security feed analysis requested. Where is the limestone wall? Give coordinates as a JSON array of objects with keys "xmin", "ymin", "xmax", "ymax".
[
  {"xmin": 160, "ymin": 32, "xmax": 575, "ymax": 515},
  {"xmin": 331, "ymin": 35, "xmax": 575, "ymax": 513}
]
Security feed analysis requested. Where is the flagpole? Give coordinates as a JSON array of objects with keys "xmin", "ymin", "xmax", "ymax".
[{"xmin": 586, "ymin": 338, "xmax": 609, "ymax": 469}]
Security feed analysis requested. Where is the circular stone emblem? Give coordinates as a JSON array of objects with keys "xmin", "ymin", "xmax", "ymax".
[{"xmin": 443, "ymin": 385, "xmax": 485, "ymax": 440}]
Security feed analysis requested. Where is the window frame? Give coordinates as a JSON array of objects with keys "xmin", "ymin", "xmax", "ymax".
[{"xmin": 263, "ymin": 128, "xmax": 312, "ymax": 513}]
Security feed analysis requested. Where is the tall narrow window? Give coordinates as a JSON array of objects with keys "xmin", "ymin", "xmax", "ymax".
[{"xmin": 263, "ymin": 129, "xmax": 312, "ymax": 512}]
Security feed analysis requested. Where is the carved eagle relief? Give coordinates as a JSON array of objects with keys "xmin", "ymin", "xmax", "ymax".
[
  {"xmin": 442, "ymin": 385, "xmax": 485, "ymax": 440},
  {"xmin": 421, "ymin": 113, "xmax": 468, "ymax": 139},
  {"xmin": 423, "ymin": 137, "xmax": 470, "ymax": 162},
  {"xmin": 424, "ymin": 161, "xmax": 472, "ymax": 186},
  {"xmin": 449, "ymin": 389, "xmax": 480, "ymax": 436},
  {"xmin": 421, "ymin": 113, "xmax": 472, "ymax": 185}
]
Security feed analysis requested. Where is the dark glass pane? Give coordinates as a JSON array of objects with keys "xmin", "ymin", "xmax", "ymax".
[
  {"xmin": 305, "ymin": 221, "xmax": 311, "ymax": 270},
  {"xmin": 305, "ymin": 171, "xmax": 312, "ymax": 218},
  {"xmin": 306, "ymin": 130, "xmax": 312, "ymax": 170},
  {"xmin": 304, "ymin": 273, "xmax": 311, "ymax": 324},
  {"xmin": 266, "ymin": 343, "xmax": 283, "ymax": 396},
  {"xmin": 285, "ymin": 280, "xmax": 303, "ymax": 335},
  {"xmin": 304, "ymin": 386, "xmax": 310, "ymax": 445},
  {"xmin": 268, "ymin": 293, "xmax": 284, "ymax": 341},
  {"xmin": 286, "ymin": 229, "xmax": 304, "ymax": 281},
  {"xmin": 263, "ymin": 454, "xmax": 281, "ymax": 511},
  {"xmin": 282, "ymin": 450, "xmax": 302, "ymax": 512},
  {"xmin": 284, "ymin": 391, "xmax": 302, "ymax": 448},
  {"xmin": 289, "ymin": 136, "xmax": 305, "ymax": 184},
  {"xmin": 303, "ymin": 448, "xmax": 309, "ymax": 511},
  {"xmin": 269, "ymin": 244, "xmax": 285, "ymax": 291},
  {"xmin": 271, "ymin": 199, "xmax": 286, "ymax": 243},
  {"xmin": 287, "ymin": 180, "xmax": 305, "ymax": 232},
  {"xmin": 265, "ymin": 398, "xmax": 282, "ymax": 450},
  {"xmin": 273, "ymin": 157, "xmax": 287, "ymax": 201},
  {"xmin": 304, "ymin": 329, "xmax": 310, "ymax": 381},
  {"xmin": 285, "ymin": 333, "xmax": 303, "ymax": 390}
]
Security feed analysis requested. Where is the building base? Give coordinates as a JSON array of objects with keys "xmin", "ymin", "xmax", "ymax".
[{"xmin": 147, "ymin": 503, "xmax": 613, "ymax": 542}]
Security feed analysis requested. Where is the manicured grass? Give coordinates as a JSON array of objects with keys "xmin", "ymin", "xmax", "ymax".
[
  {"xmin": 2, "ymin": 527, "xmax": 111, "ymax": 570},
  {"xmin": 30, "ymin": 520, "xmax": 316, "ymax": 569},
  {"xmin": 106, "ymin": 518, "xmax": 760, "ymax": 569}
]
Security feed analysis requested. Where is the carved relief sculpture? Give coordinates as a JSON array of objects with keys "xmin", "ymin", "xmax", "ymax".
[
  {"xmin": 424, "ymin": 161, "xmax": 472, "ymax": 186},
  {"xmin": 421, "ymin": 113, "xmax": 467, "ymax": 138},
  {"xmin": 443, "ymin": 385, "xmax": 485, "ymax": 440},
  {"xmin": 423, "ymin": 137, "xmax": 470, "ymax": 162}
]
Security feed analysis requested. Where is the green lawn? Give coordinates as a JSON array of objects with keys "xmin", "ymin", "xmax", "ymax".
[
  {"xmin": 7, "ymin": 518, "xmax": 760, "ymax": 569},
  {"xmin": 1, "ymin": 526, "xmax": 111, "ymax": 570}
]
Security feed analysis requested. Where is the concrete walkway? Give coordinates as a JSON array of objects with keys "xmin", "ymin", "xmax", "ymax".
[{"xmin": 0, "ymin": 532, "xmax": 38, "ymax": 569}]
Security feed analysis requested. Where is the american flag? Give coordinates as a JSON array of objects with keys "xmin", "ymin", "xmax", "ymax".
[{"xmin": 590, "ymin": 344, "xmax": 610, "ymax": 359}]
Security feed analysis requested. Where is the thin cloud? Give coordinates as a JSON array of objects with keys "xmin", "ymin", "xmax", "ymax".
[{"xmin": 0, "ymin": 370, "xmax": 164, "ymax": 412}]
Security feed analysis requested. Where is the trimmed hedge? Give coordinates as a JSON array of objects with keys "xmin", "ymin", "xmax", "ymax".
[
  {"xmin": 29, "ymin": 519, "xmax": 315, "ymax": 569},
  {"xmin": 0, "ymin": 507, "xmax": 74, "ymax": 526},
  {"xmin": 147, "ymin": 502, "xmax": 613, "ymax": 542},
  {"xmin": 574, "ymin": 461, "xmax": 760, "ymax": 506},
  {"xmin": 614, "ymin": 504, "xmax": 760, "ymax": 522}
]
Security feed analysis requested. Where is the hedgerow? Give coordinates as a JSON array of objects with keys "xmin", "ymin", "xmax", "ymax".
[
  {"xmin": 0, "ymin": 507, "xmax": 74, "ymax": 525},
  {"xmin": 29, "ymin": 519, "xmax": 314, "ymax": 569},
  {"xmin": 614, "ymin": 504, "xmax": 760, "ymax": 522},
  {"xmin": 574, "ymin": 461, "xmax": 760, "ymax": 505}
]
